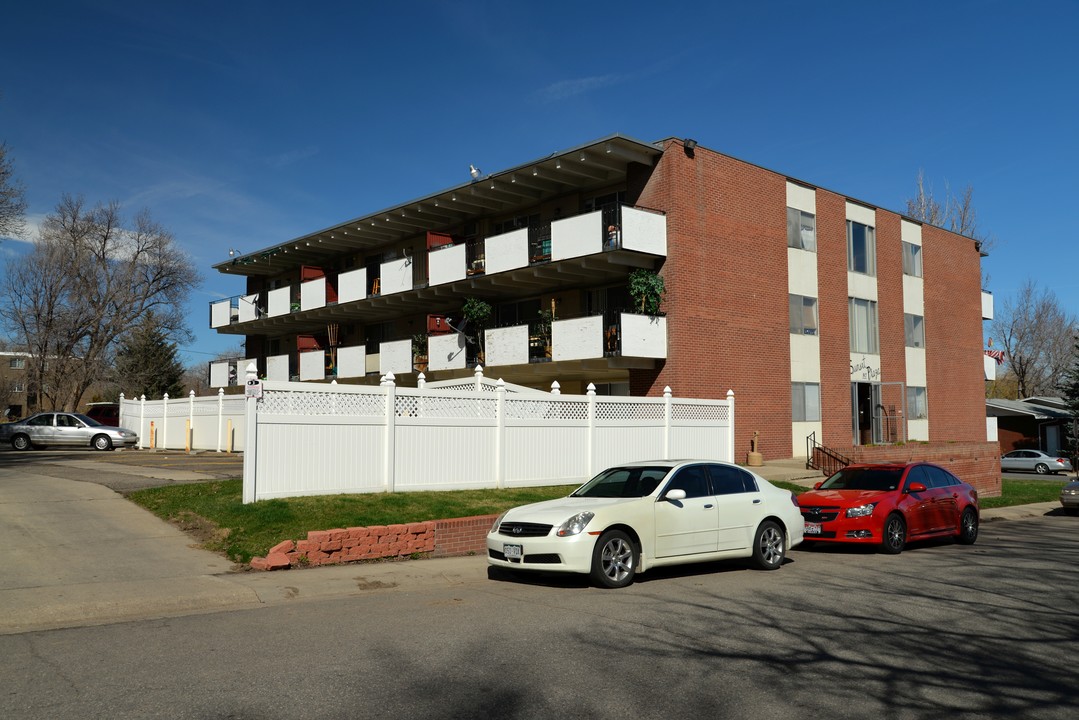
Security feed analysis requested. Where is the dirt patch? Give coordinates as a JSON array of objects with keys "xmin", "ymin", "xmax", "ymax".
[{"xmin": 170, "ymin": 511, "xmax": 231, "ymax": 546}]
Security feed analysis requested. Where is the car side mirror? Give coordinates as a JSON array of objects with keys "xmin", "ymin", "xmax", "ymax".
[
  {"xmin": 813, "ymin": 482, "xmax": 823, "ymax": 490},
  {"xmin": 664, "ymin": 488, "xmax": 687, "ymax": 502},
  {"xmin": 907, "ymin": 481, "xmax": 928, "ymax": 493}
]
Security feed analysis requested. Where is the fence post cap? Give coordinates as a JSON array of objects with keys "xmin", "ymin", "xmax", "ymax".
[
  {"xmin": 245, "ymin": 363, "xmax": 258, "ymax": 382},
  {"xmin": 663, "ymin": 386, "xmax": 672, "ymax": 397},
  {"xmin": 727, "ymin": 389, "xmax": 735, "ymax": 399},
  {"xmin": 586, "ymin": 383, "xmax": 596, "ymax": 395},
  {"xmin": 189, "ymin": 390, "xmax": 195, "ymax": 398}
]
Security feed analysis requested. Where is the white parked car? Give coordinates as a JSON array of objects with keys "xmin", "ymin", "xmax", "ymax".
[{"xmin": 486, "ymin": 460, "xmax": 804, "ymax": 588}]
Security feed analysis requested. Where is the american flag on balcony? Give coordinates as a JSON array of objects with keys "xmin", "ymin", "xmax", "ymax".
[{"xmin": 984, "ymin": 349, "xmax": 1005, "ymax": 365}]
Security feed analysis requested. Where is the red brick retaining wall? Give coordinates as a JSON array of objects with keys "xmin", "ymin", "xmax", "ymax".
[{"xmin": 249, "ymin": 514, "xmax": 499, "ymax": 571}]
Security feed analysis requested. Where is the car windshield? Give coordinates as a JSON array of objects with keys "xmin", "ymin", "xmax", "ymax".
[
  {"xmin": 819, "ymin": 467, "xmax": 902, "ymax": 492},
  {"xmin": 571, "ymin": 466, "xmax": 671, "ymax": 498},
  {"xmin": 72, "ymin": 413, "xmax": 101, "ymax": 427}
]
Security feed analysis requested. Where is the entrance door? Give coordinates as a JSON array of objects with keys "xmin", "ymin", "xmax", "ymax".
[{"xmin": 851, "ymin": 383, "xmax": 881, "ymax": 446}]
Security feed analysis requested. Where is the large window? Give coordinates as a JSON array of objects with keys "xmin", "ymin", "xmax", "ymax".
[
  {"xmin": 786, "ymin": 208, "xmax": 816, "ymax": 252},
  {"xmin": 792, "ymin": 382, "xmax": 822, "ymax": 422},
  {"xmin": 848, "ymin": 298, "xmax": 879, "ymax": 353},
  {"xmin": 907, "ymin": 387, "xmax": 928, "ymax": 419},
  {"xmin": 8, "ymin": 357, "xmax": 25, "ymax": 369},
  {"xmin": 847, "ymin": 221, "xmax": 876, "ymax": 275},
  {"xmin": 904, "ymin": 314, "xmax": 925, "ymax": 348},
  {"xmin": 902, "ymin": 241, "xmax": 922, "ymax": 277},
  {"xmin": 789, "ymin": 294, "xmax": 819, "ymax": 335}
]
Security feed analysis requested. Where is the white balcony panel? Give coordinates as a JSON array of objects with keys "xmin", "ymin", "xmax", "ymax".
[
  {"xmin": 380, "ymin": 257, "xmax": 412, "ymax": 296},
  {"xmin": 238, "ymin": 294, "xmax": 260, "ymax": 322},
  {"xmin": 429, "ymin": 334, "xmax": 467, "ymax": 371},
  {"xmin": 209, "ymin": 361, "xmax": 229, "ymax": 387},
  {"xmin": 266, "ymin": 354, "xmax": 290, "ymax": 381},
  {"xmin": 620, "ymin": 207, "xmax": 667, "ymax": 256},
  {"xmin": 486, "ymin": 325, "xmax": 529, "ymax": 367},
  {"xmin": 210, "ymin": 300, "xmax": 231, "ymax": 328},
  {"xmin": 338, "ymin": 268, "xmax": 367, "ymax": 304},
  {"xmin": 485, "ymin": 228, "xmax": 528, "ymax": 275},
  {"xmin": 428, "ymin": 243, "xmax": 467, "ymax": 287},
  {"xmin": 619, "ymin": 313, "xmax": 667, "ymax": 359},
  {"xmin": 301, "ymin": 277, "xmax": 327, "ymax": 312},
  {"xmin": 299, "ymin": 350, "xmax": 325, "ymax": 381},
  {"xmin": 380, "ymin": 339, "xmax": 412, "ymax": 376},
  {"xmin": 982, "ymin": 291, "xmax": 994, "ymax": 320},
  {"xmin": 552, "ymin": 210, "xmax": 602, "ymax": 261},
  {"xmin": 553, "ymin": 316, "xmax": 603, "ymax": 362},
  {"xmin": 337, "ymin": 345, "xmax": 366, "ymax": 378},
  {"xmin": 984, "ymin": 353, "xmax": 997, "ymax": 381},
  {"xmin": 267, "ymin": 287, "xmax": 291, "ymax": 317}
]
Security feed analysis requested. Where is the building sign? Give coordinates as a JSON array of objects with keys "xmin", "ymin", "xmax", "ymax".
[{"xmin": 850, "ymin": 355, "xmax": 881, "ymax": 382}]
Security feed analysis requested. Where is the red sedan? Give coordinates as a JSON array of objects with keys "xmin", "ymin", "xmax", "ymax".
[{"xmin": 797, "ymin": 462, "xmax": 979, "ymax": 554}]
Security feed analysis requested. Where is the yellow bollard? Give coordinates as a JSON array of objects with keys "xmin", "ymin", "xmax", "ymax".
[
  {"xmin": 149, "ymin": 421, "xmax": 156, "ymax": 449},
  {"xmin": 185, "ymin": 419, "xmax": 191, "ymax": 453}
]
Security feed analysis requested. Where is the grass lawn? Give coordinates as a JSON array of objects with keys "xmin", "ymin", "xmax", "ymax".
[{"xmin": 127, "ymin": 476, "xmax": 1069, "ymax": 564}]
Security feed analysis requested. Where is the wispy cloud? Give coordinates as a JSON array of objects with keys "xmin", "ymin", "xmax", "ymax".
[
  {"xmin": 533, "ymin": 74, "xmax": 622, "ymax": 103},
  {"xmin": 265, "ymin": 146, "xmax": 320, "ymax": 169}
]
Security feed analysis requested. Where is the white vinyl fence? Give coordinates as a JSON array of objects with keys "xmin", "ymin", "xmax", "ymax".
[
  {"xmin": 119, "ymin": 391, "xmax": 247, "ymax": 452},
  {"xmin": 242, "ymin": 371, "xmax": 735, "ymax": 503}
]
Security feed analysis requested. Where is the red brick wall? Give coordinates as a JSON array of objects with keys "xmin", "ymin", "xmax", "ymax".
[
  {"xmin": 633, "ymin": 140, "xmax": 792, "ymax": 460},
  {"xmin": 817, "ymin": 190, "xmax": 854, "ymax": 447},
  {"xmin": 834, "ymin": 442, "xmax": 1001, "ymax": 497},
  {"xmin": 431, "ymin": 514, "xmax": 499, "ymax": 558},
  {"xmin": 874, "ymin": 211, "xmax": 907, "ymax": 417}
]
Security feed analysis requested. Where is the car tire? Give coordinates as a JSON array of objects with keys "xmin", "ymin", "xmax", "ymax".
[
  {"xmin": 92, "ymin": 434, "xmax": 113, "ymax": 451},
  {"xmin": 1035, "ymin": 463, "xmax": 1049, "ymax": 475},
  {"xmin": 751, "ymin": 520, "xmax": 786, "ymax": 570},
  {"xmin": 590, "ymin": 529, "xmax": 637, "ymax": 589},
  {"xmin": 11, "ymin": 434, "xmax": 32, "ymax": 451},
  {"xmin": 957, "ymin": 507, "xmax": 978, "ymax": 545},
  {"xmin": 880, "ymin": 514, "xmax": 906, "ymax": 554}
]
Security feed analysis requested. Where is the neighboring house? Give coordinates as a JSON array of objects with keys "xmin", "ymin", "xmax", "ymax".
[
  {"xmin": 0, "ymin": 351, "xmax": 34, "ymax": 419},
  {"xmin": 208, "ymin": 134, "xmax": 992, "ymax": 460},
  {"xmin": 987, "ymin": 396, "xmax": 1074, "ymax": 455}
]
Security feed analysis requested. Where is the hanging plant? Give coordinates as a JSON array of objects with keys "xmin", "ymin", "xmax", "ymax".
[{"xmin": 628, "ymin": 269, "xmax": 666, "ymax": 316}]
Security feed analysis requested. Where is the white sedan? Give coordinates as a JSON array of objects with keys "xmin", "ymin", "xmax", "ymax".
[{"xmin": 486, "ymin": 460, "xmax": 804, "ymax": 588}]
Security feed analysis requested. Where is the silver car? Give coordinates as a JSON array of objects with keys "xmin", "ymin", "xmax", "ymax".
[
  {"xmin": 0, "ymin": 412, "xmax": 138, "ymax": 451},
  {"xmin": 1000, "ymin": 449, "xmax": 1074, "ymax": 475},
  {"xmin": 1061, "ymin": 481, "xmax": 1079, "ymax": 515}
]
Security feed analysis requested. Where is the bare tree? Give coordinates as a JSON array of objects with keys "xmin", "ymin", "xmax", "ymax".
[
  {"xmin": 0, "ymin": 142, "xmax": 27, "ymax": 238},
  {"xmin": 991, "ymin": 280, "xmax": 1077, "ymax": 399},
  {"xmin": 906, "ymin": 169, "xmax": 995, "ymax": 289},
  {"xmin": 0, "ymin": 195, "xmax": 201, "ymax": 410}
]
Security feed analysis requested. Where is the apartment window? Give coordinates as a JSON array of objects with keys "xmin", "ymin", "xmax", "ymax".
[
  {"xmin": 786, "ymin": 208, "xmax": 816, "ymax": 251},
  {"xmin": 902, "ymin": 242, "xmax": 922, "ymax": 277},
  {"xmin": 904, "ymin": 314, "xmax": 925, "ymax": 348},
  {"xmin": 907, "ymin": 387, "xmax": 928, "ymax": 420},
  {"xmin": 11, "ymin": 381, "xmax": 24, "ymax": 393},
  {"xmin": 792, "ymin": 382, "xmax": 822, "ymax": 422},
  {"xmin": 9, "ymin": 357, "xmax": 25, "ymax": 369},
  {"xmin": 847, "ymin": 221, "xmax": 876, "ymax": 275},
  {"xmin": 848, "ymin": 297, "xmax": 879, "ymax": 353},
  {"xmin": 789, "ymin": 294, "xmax": 819, "ymax": 335}
]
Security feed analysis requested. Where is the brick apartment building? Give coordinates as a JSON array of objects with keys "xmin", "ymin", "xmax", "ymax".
[{"xmin": 209, "ymin": 134, "xmax": 994, "ymax": 467}]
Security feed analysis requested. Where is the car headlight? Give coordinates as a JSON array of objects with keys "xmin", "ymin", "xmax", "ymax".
[
  {"xmin": 490, "ymin": 511, "xmax": 509, "ymax": 534},
  {"xmin": 556, "ymin": 511, "xmax": 594, "ymax": 537},
  {"xmin": 845, "ymin": 503, "xmax": 878, "ymax": 518}
]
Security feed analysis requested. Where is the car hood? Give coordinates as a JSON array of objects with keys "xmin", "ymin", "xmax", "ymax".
[
  {"xmin": 503, "ymin": 496, "xmax": 644, "ymax": 524},
  {"xmin": 799, "ymin": 489, "xmax": 891, "ymax": 506}
]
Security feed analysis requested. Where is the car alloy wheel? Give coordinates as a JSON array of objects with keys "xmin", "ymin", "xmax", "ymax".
[
  {"xmin": 880, "ymin": 514, "xmax": 906, "ymax": 554},
  {"xmin": 752, "ymin": 520, "xmax": 785, "ymax": 570},
  {"xmin": 12, "ymin": 434, "xmax": 31, "ymax": 451},
  {"xmin": 92, "ymin": 434, "xmax": 113, "ymax": 451},
  {"xmin": 591, "ymin": 530, "xmax": 636, "ymax": 589},
  {"xmin": 1035, "ymin": 463, "xmax": 1049, "ymax": 475},
  {"xmin": 957, "ymin": 507, "xmax": 978, "ymax": 545}
]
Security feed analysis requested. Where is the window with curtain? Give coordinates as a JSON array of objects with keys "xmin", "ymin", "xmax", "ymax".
[
  {"xmin": 848, "ymin": 297, "xmax": 879, "ymax": 353},
  {"xmin": 907, "ymin": 386, "xmax": 928, "ymax": 419},
  {"xmin": 789, "ymin": 294, "xmax": 819, "ymax": 335},
  {"xmin": 847, "ymin": 221, "xmax": 876, "ymax": 275},
  {"xmin": 902, "ymin": 241, "xmax": 922, "ymax": 277},
  {"xmin": 786, "ymin": 208, "xmax": 816, "ymax": 251},
  {"xmin": 792, "ymin": 382, "xmax": 821, "ymax": 422},
  {"xmin": 904, "ymin": 314, "xmax": 925, "ymax": 348}
]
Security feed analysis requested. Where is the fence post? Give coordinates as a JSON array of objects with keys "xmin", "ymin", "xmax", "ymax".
[
  {"xmin": 161, "ymin": 393, "xmax": 169, "ymax": 450},
  {"xmin": 474, "ymin": 364, "xmax": 484, "ymax": 391},
  {"xmin": 495, "ymin": 379, "xmax": 506, "ymax": 489},
  {"xmin": 417, "ymin": 372, "xmax": 426, "ymax": 389},
  {"xmin": 118, "ymin": 393, "xmax": 125, "ymax": 430},
  {"xmin": 550, "ymin": 381, "xmax": 560, "ymax": 395},
  {"xmin": 217, "ymin": 388, "xmax": 224, "ymax": 453},
  {"xmin": 242, "ymin": 363, "xmax": 259, "ymax": 503},
  {"xmin": 587, "ymin": 383, "xmax": 596, "ymax": 478},
  {"xmin": 139, "ymin": 394, "xmax": 146, "ymax": 449},
  {"xmin": 188, "ymin": 391, "xmax": 195, "ymax": 451},
  {"xmin": 726, "ymin": 389, "xmax": 735, "ymax": 464},
  {"xmin": 663, "ymin": 386, "xmax": 672, "ymax": 460},
  {"xmin": 383, "ymin": 373, "xmax": 396, "ymax": 493}
]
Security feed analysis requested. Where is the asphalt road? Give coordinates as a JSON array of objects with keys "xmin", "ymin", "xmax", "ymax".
[{"xmin": 1, "ymin": 514, "xmax": 1077, "ymax": 719}]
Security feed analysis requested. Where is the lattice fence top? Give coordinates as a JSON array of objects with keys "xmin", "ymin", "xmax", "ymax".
[
  {"xmin": 595, "ymin": 401, "xmax": 666, "ymax": 421},
  {"xmin": 504, "ymin": 398, "xmax": 590, "ymax": 420},
  {"xmin": 260, "ymin": 390, "xmax": 385, "ymax": 417},
  {"xmin": 672, "ymin": 402, "xmax": 730, "ymax": 422},
  {"xmin": 396, "ymin": 394, "xmax": 499, "ymax": 419}
]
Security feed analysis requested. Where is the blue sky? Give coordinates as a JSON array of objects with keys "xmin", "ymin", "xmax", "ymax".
[{"xmin": 2, "ymin": 0, "xmax": 1076, "ymax": 364}]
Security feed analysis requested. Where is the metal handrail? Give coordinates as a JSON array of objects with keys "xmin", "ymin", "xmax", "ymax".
[{"xmin": 805, "ymin": 432, "xmax": 851, "ymax": 476}]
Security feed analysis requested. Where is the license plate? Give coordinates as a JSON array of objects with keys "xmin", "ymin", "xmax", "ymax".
[
  {"xmin": 503, "ymin": 544, "xmax": 522, "ymax": 559},
  {"xmin": 805, "ymin": 522, "xmax": 821, "ymax": 535}
]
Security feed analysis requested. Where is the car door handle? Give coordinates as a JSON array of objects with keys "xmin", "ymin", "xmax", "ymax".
[
  {"xmin": 704, "ymin": 504, "xmax": 714, "ymax": 509},
  {"xmin": 753, "ymin": 499, "xmax": 761, "ymax": 504}
]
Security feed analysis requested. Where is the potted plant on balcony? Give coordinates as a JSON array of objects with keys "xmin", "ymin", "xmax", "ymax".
[
  {"xmin": 535, "ymin": 307, "xmax": 557, "ymax": 359},
  {"xmin": 411, "ymin": 333, "xmax": 428, "ymax": 373},
  {"xmin": 628, "ymin": 269, "xmax": 666, "ymax": 317},
  {"xmin": 461, "ymin": 297, "xmax": 492, "ymax": 364}
]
